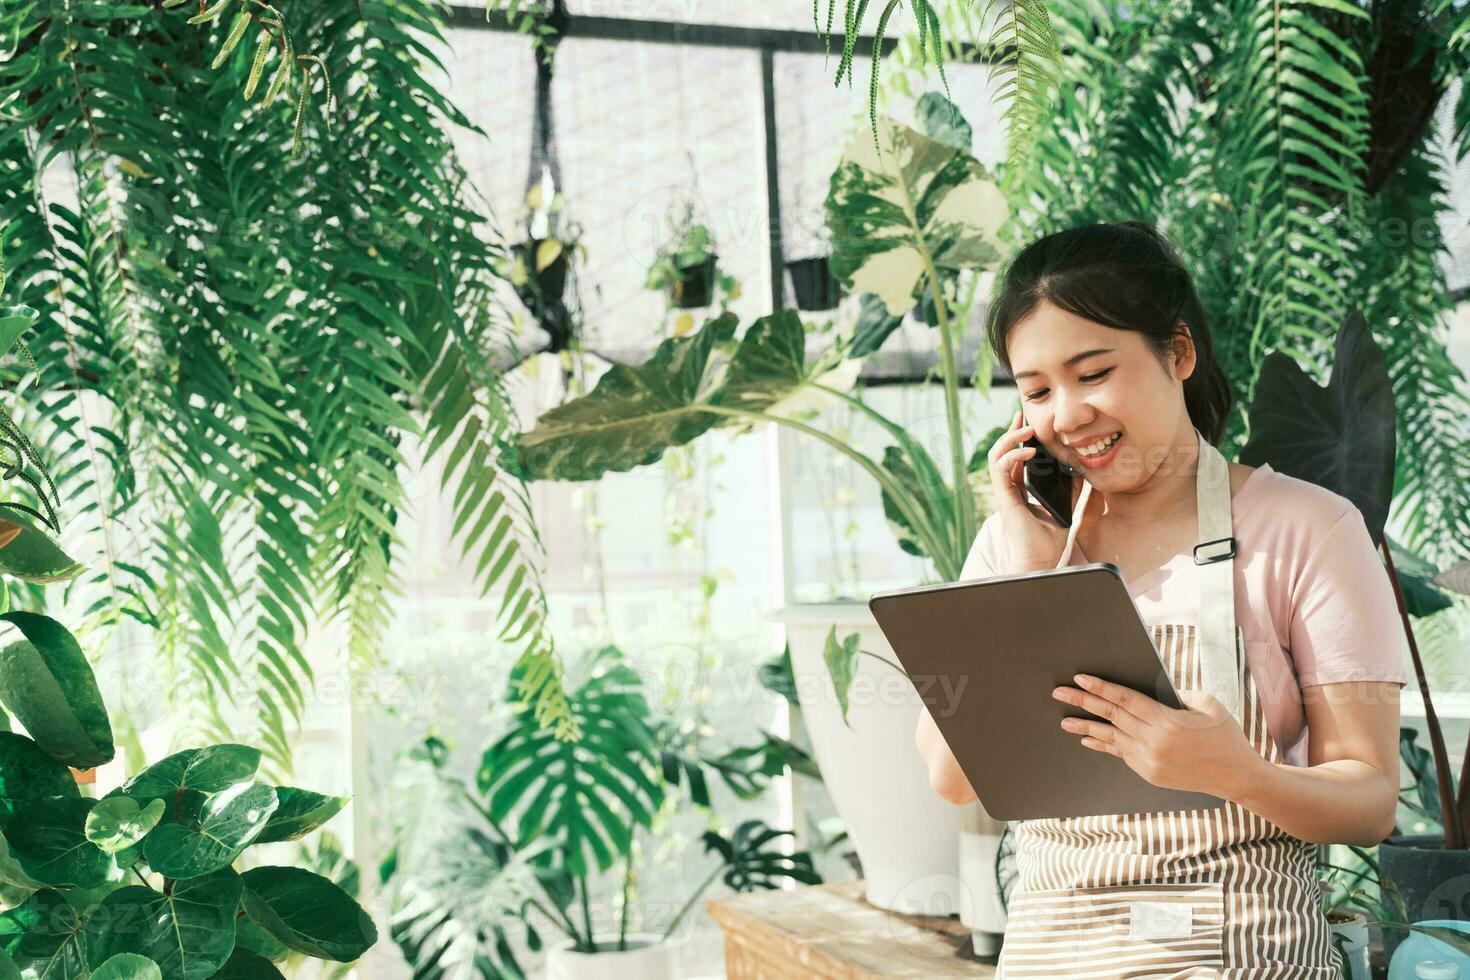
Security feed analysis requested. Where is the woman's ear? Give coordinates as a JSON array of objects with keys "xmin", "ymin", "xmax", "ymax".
[{"xmin": 1172, "ymin": 322, "xmax": 1198, "ymax": 380}]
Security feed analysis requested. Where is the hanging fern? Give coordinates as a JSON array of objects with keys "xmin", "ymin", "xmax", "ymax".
[{"xmin": 0, "ymin": 0, "xmax": 576, "ymax": 768}]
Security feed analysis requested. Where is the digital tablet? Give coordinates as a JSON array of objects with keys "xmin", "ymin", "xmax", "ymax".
[{"xmin": 869, "ymin": 562, "xmax": 1224, "ymax": 820}]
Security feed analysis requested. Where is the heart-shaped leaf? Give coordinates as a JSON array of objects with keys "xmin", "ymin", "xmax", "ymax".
[
  {"xmin": 92, "ymin": 953, "xmax": 164, "ymax": 980},
  {"xmin": 253, "ymin": 788, "xmax": 346, "ymax": 844},
  {"xmin": 0, "ymin": 611, "xmax": 113, "ymax": 768},
  {"xmin": 123, "ymin": 745, "xmax": 261, "ymax": 802},
  {"xmin": 1238, "ymin": 311, "xmax": 1396, "ymax": 545},
  {"xmin": 86, "ymin": 797, "xmax": 166, "ymax": 854},
  {"xmin": 0, "ymin": 888, "xmax": 86, "ymax": 978},
  {"xmin": 3, "ymin": 797, "xmax": 111, "ymax": 887},
  {"xmin": 144, "ymin": 783, "xmax": 278, "ymax": 879},
  {"xmin": 0, "ymin": 732, "xmax": 77, "ymax": 829},
  {"xmin": 503, "ymin": 314, "xmax": 737, "ymax": 482},
  {"xmin": 824, "ymin": 111, "xmax": 1007, "ymax": 315},
  {"xmin": 84, "ymin": 869, "xmax": 241, "ymax": 980},
  {"xmin": 0, "ymin": 510, "xmax": 81, "ymax": 584},
  {"xmin": 239, "ymin": 867, "xmax": 376, "ymax": 962}
]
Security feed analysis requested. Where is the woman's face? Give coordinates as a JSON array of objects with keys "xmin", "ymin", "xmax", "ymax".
[{"xmin": 1006, "ymin": 299, "xmax": 1196, "ymax": 491}]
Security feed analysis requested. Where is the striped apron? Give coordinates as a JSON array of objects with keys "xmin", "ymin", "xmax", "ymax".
[{"xmin": 995, "ymin": 429, "xmax": 1340, "ymax": 979}]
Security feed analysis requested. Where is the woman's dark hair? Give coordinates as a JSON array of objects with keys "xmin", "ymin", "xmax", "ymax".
[{"xmin": 984, "ymin": 220, "xmax": 1232, "ymax": 445}]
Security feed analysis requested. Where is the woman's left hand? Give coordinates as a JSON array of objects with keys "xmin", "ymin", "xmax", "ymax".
[{"xmin": 1053, "ymin": 674, "xmax": 1263, "ymax": 799}]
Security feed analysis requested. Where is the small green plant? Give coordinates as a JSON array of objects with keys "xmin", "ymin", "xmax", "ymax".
[
  {"xmin": 644, "ymin": 200, "xmax": 724, "ymax": 309},
  {"xmin": 383, "ymin": 644, "xmax": 820, "ymax": 975},
  {"xmin": 0, "ymin": 303, "xmax": 374, "ymax": 980}
]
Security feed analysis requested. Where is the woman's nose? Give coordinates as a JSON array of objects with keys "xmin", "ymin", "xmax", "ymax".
[{"xmin": 1052, "ymin": 388, "xmax": 1094, "ymax": 435}]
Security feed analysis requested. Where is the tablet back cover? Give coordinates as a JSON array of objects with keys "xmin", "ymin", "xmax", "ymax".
[{"xmin": 870, "ymin": 563, "xmax": 1223, "ymax": 820}]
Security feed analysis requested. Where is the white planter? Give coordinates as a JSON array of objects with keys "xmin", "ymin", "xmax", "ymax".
[
  {"xmin": 1327, "ymin": 909, "xmax": 1371, "ymax": 980},
  {"xmin": 544, "ymin": 933, "xmax": 679, "ymax": 980},
  {"xmin": 775, "ymin": 603, "xmax": 962, "ymax": 913},
  {"xmin": 959, "ymin": 803, "xmax": 1008, "ymax": 955}
]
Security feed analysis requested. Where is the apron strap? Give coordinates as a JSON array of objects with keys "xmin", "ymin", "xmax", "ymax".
[
  {"xmin": 1051, "ymin": 427, "xmax": 1242, "ymax": 723},
  {"xmin": 1194, "ymin": 427, "xmax": 1242, "ymax": 723}
]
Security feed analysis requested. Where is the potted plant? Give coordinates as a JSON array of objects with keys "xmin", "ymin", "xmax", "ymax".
[
  {"xmin": 645, "ymin": 199, "xmax": 719, "ymax": 309},
  {"xmin": 1234, "ymin": 308, "xmax": 1470, "ymax": 960},
  {"xmin": 786, "ymin": 254, "xmax": 843, "ymax": 311},
  {"xmin": 381, "ymin": 644, "xmax": 820, "ymax": 978},
  {"xmin": 499, "ymin": 93, "xmax": 1009, "ymax": 916}
]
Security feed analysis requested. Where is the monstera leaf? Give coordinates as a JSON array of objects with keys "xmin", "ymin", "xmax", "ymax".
[
  {"xmin": 0, "ymin": 612, "xmax": 113, "ymax": 768},
  {"xmin": 1239, "ymin": 310, "xmax": 1396, "ymax": 546},
  {"xmin": 824, "ymin": 101, "xmax": 1007, "ymax": 315},
  {"xmin": 477, "ymin": 645, "xmax": 664, "ymax": 878},
  {"xmin": 503, "ymin": 314, "xmax": 736, "ymax": 482},
  {"xmin": 700, "ymin": 819, "xmax": 821, "ymax": 892}
]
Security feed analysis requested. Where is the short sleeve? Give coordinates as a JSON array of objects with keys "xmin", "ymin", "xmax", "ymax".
[
  {"xmin": 958, "ymin": 513, "xmax": 1007, "ymax": 581},
  {"xmin": 1288, "ymin": 506, "xmax": 1408, "ymax": 688}
]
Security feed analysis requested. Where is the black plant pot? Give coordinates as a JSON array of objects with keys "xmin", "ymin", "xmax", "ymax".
[
  {"xmin": 667, "ymin": 254, "xmax": 718, "ymax": 309},
  {"xmin": 786, "ymin": 256, "xmax": 843, "ymax": 311},
  {"xmin": 1378, "ymin": 834, "xmax": 1470, "ymax": 959},
  {"xmin": 511, "ymin": 238, "xmax": 569, "ymax": 310}
]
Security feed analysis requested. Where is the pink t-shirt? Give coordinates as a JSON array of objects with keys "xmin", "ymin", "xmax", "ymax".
[{"xmin": 960, "ymin": 462, "xmax": 1408, "ymax": 767}]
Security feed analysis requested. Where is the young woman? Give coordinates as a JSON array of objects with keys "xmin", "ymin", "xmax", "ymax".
[{"xmin": 916, "ymin": 221, "xmax": 1405, "ymax": 977}]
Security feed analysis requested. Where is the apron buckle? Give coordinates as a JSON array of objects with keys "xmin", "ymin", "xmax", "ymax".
[{"xmin": 1193, "ymin": 536, "xmax": 1236, "ymax": 565}]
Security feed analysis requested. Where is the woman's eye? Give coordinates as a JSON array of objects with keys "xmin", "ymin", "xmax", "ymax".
[
  {"xmin": 1023, "ymin": 389, "xmax": 1047, "ymax": 401},
  {"xmin": 1082, "ymin": 369, "xmax": 1112, "ymax": 383}
]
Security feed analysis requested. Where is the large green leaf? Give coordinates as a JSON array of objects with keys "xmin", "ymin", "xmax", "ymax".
[
  {"xmin": 0, "ymin": 307, "xmax": 37, "ymax": 361},
  {"xmin": 0, "ymin": 888, "xmax": 87, "ymax": 979},
  {"xmin": 206, "ymin": 949, "xmax": 283, "ymax": 979},
  {"xmin": 92, "ymin": 953, "xmax": 164, "ymax": 980},
  {"xmin": 143, "ymin": 783, "xmax": 278, "ymax": 878},
  {"xmin": 1238, "ymin": 313, "xmax": 1396, "ymax": 545},
  {"xmin": 503, "ymin": 314, "xmax": 736, "ymax": 482},
  {"xmin": 3, "ymin": 797, "xmax": 112, "ymax": 888},
  {"xmin": 1387, "ymin": 536, "xmax": 1454, "ymax": 618},
  {"xmin": 821, "ymin": 627, "xmax": 861, "ymax": 729},
  {"xmin": 239, "ymin": 867, "xmax": 376, "ymax": 962},
  {"xmin": 84, "ymin": 870, "xmax": 241, "ymax": 980},
  {"xmin": 0, "ymin": 512, "xmax": 82, "ymax": 585},
  {"xmin": 478, "ymin": 644, "xmax": 664, "ymax": 878},
  {"xmin": 86, "ymin": 798, "xmax": 166, "ymax": 854},
  {"xmin": 0, "ymin": 733, "xmax": 77, "ymax": 829},
  {"xmin": 0, "ymin": 612, "xmax": 113, "ymax": 768},
  {"xmin": 824, "ymin": 112, "xmax": 1007, "ymax": 315},
  {"xmin": 252, "ymin": 788, "xmax": 346, "ymax": 844},
  {"xmin": 122, "ymin": 746, "xmax": 261, "ymax": 802}
]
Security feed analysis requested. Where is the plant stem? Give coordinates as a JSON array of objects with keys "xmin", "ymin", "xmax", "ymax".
[
  {"xmin": 661, "ymin": 861, "xmax": 725, "ymax": 943},
  {"xmin": 701, "ymin": 403, "xmax": 947, "ymax": 571},
  {"xmin": 1380, "ymin": 539, "xmax": 1463, "ymax": 848},
  {"xmin": 859, "ymin": 647, "xmax": 907, "ymax": 677},
  {"xmin": 579, "ymin": 875, "xmax": 596, "ymax": 953},
  {"xmin": 619, "ymin": 851, "xmax": 632, "ymax": 951},
  {"xmin": 454, "ymin": 781, "xmax": 584, "ymax": 943},
  {"xmin": 915, "ymin": 242, "xmax": 975, "ymax": 561}
]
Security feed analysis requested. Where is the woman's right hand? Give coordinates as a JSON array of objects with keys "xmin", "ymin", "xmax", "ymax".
[{"xmin": 987, "ymin": 408, "xmax": 1081, "ymax": 573}]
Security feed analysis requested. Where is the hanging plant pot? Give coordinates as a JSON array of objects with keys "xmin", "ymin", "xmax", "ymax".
[
  {"xmin": 667, "ymin": 254, "xmax": 718, "ymax": 309},
  {"xmin": 511, "ymin": 238, "xmax": 570, "ymax": 311},
  {"xmin": 786, "ymin": 256, "xmax": 843, "ymax": 311}
]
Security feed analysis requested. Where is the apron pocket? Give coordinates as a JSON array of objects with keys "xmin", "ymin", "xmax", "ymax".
[{"xmin": 999, "ymin": 881, "xmax": 1226, "ymax": 978}]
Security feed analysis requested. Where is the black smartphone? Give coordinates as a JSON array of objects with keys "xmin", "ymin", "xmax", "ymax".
[{"xmin": 1022, "ymin": 435, "xmax": 1074, "ymax": 528}]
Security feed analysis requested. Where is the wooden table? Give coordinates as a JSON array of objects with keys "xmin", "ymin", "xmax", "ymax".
[{"xmin": 706, "ymin": 880, "xmax": 997, "ymax": 978}]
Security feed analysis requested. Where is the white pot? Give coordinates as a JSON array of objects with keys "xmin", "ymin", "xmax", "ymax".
[
  {"xmin": 544, "ymin": 933, "xmax": 679, "ymax": 980},
  {"xmin": 959, "ymin": 802, "xmax": 1008, "ymax": 954},
  {"xmin": 776, "ymin": 603, "xmax": 961, "ymax": 913},
  {"xmin": 1327, "ymin": 908, "xmax": 1371, "ymax": 980}
]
